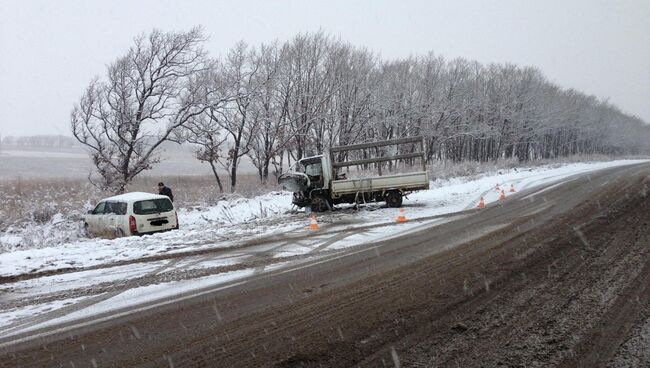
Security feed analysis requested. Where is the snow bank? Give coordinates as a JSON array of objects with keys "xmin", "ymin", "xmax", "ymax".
[
  {"xmin": 180, "ymin": 191, "xmax": 292, "ymax": 225},
  {"xmin": 0, "ymin": 213, "xmax": 87, "ymax": 252}
]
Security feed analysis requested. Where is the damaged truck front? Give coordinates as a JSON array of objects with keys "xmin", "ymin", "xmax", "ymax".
[{"xmin": 278, "ymin": 137, "xmax": 430, "ymax": 212}]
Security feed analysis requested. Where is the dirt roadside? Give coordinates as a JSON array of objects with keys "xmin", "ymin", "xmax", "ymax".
[{"xmin": 1, "ymin": 163, "xmax": 649, "ymax": 367}]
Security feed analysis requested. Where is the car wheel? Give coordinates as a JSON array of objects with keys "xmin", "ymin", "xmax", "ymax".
[{"xmin": 115, "ymin": 227, "xmax": 126, "ymax": 238}]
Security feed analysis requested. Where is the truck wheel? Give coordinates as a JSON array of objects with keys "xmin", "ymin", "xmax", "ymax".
[
  {"xmin": 385, "ymin": 191, "xmax": 403, "ymax": 208},
  {"xmin": 311, "ymin": 195, "xmax": 331, "ymax": 212}
]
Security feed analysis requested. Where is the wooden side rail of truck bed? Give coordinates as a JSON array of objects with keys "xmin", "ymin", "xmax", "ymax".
[{"xmin": 330, "ymin": 171, "xmax": 429, "ymax": 196}]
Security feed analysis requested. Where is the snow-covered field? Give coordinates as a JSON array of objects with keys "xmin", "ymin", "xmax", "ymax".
[{"xmin": 0, "ymin": 159, "xmax": 647, "ymax": 341}]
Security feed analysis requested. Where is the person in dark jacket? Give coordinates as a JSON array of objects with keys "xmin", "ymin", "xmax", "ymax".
[{"xmin": 158, "ymin": 182, "xmax": 174, "ymax": 202}]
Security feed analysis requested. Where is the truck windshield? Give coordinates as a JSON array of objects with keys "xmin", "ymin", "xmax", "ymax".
[{"xmin": 304, "ymin": 162, "xmax": 322, "ymax": 176}]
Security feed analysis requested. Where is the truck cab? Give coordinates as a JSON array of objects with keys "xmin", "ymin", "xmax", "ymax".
[
  {"xmin": 297, "ymin": 155, "xmax": 325, "ymax": 187},
  {"xmin": 279, "ymin": 154, "xmax": 333, "ymax": 211}
]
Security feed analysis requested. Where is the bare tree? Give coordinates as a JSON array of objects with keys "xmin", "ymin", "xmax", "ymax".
[
  {"xmin": 246, "ymin": 42, "xmax": 289, "ymax": 184},
  {"xmin": 174, "ymin": 60, "xmax": 241, "ymax": 193},
  {"xmin": 71, "ymin": 27, "xmax": 211, "ymax": 193},
  {"xmin": 183, "ymin": 113, "xmax": 228, "ymax": 192},
  {"xmin": 283, "ymin": 32, "xmax": 337, "ymax": 160},
  {"xmin": 210, "ymin": 42, "xmax": 264, "ymax": 192}
]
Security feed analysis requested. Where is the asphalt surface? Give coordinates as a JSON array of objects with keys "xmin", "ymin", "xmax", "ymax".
[{"xmin": 1, "ymin": 162, "xmax": 649, "ymax": 367}]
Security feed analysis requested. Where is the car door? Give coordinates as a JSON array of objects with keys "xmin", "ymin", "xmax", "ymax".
[
  {"xmin": 103, "ymin": 201, "xmax": 123, "ymax": 237},
  {"xmin": 109, "ymin": 201, "xmax": 128, "ymax": 236},
  {"xmin": 87, "ymin": 201, "xmax": 107, "ymax": 235}
]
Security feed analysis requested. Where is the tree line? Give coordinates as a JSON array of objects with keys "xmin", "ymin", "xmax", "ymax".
[{"xmin": 71, "ymin": 27, "xmax": 650, "ymax": 193}]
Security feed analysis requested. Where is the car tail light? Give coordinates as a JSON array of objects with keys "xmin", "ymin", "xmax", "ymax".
[{"xmin": 129, "ymin": 215, "xmax": 138, "ymax": 234}]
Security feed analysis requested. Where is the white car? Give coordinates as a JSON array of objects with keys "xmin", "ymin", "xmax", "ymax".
[{"xmin": 84, "ymin": 192, "xmax": 178, "ymax": 237}]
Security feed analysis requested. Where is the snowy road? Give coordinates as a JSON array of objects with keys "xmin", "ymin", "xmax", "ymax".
[{"xmin": 0, "ymin": 159, "xmax": 648, "ymax": 351}]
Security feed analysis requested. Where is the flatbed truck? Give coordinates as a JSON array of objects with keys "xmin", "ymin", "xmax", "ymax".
[{"xmin": 278, "ymin": 136, "xmax": 429, "ymax": 211}]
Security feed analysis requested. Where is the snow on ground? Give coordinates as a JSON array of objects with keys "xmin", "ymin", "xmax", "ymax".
[
  {"xmin": 0, "ymin": 296, "xmax": 90, "ymax": 328},
  {"xmin": 0, "ymin": 268, "xmax": 257, "ymax": 339},
  {"xmin": 180, "ymin": 191, "xmax": 291, "ymax": 224},
  {"xmin": 27, "ymin": 268, "xmax": 257, "ymax": 332},
  {"xmin": 0, "ymin": 261, "xmax": 168, "ymax": 300},
  {"xmin": 0, "ymin": 213, "xmax": 88, "ymax": 251},
  {"xmin": 0, "ymin": 159, "xmax": 647, "ymax": 279}
]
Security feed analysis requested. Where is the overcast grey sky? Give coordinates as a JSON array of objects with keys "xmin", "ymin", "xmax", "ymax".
[{"xmin": 0, "ymin": 0, "xmax": 648, "ymax": 137}]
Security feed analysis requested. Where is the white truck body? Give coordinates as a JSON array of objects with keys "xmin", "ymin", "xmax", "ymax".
[
  {"xmin": 330, "ymin": 171, "xmax": 429, "ymax": 197},
  {"xmin": 279, "ymin": 137, "xmax": 430, "ymax": 210}
]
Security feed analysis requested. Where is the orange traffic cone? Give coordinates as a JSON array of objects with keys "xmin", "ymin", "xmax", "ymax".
[
  {"xmin": 499, "ymin": 190, "xmax": 506, "ymax": 200},
  {"xmin": 396, "ymin": 208, "xmax": 407, "ymax": 223},
  {"xmin": 477, "ymin": 196, "xmax": 485, "ymax": 209},
  {"xmin": 308, "ymin": 215, "xmax": 320, "ymax": 230},
  {"xmin": 510, "ymin": 184, "xmax": 516, "ymax": 193}
]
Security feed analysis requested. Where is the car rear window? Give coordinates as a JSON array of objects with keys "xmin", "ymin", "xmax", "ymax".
[{"xmin": 133, "ymin": 198, "xmax": 174, "ymax": 215}]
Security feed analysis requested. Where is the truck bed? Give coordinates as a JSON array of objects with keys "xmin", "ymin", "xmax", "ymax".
[{"xmin": 330, "ymin": 171, "xmax": 429, "ymax": 195}]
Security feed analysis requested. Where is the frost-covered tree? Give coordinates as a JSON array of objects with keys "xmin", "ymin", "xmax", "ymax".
[
  {"xmin": 175, "ymin": 60, "xmax": 241, "ymax": 193},
  {"xmin": 245, "ymin": 42, "xmax": 288, "ymax": 184},
  {"xmin": 71, "ymin": 27, "xmax": 211, "ymax": 193},
  {"xmin": 210, "ymin": 42, "xmax": 265, "ymax": 192},
  {"xmin": 235, "ymin": 33, "xmax": 649, "ymax": 171}
]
